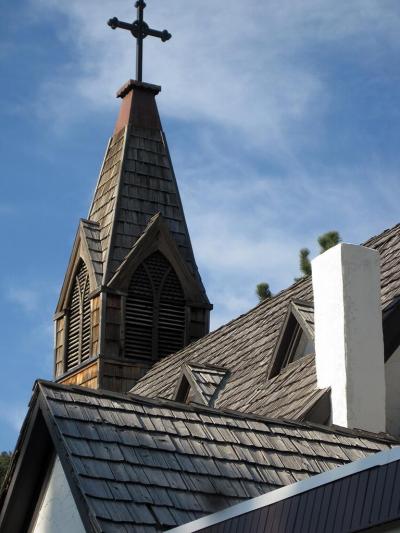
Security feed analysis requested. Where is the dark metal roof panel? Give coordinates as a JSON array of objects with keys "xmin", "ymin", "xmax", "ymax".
[{"xmin": 187, "ymin": 452, "xmax": 400, "ymax": 533}]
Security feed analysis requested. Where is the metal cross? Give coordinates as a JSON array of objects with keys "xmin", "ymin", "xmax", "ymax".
[{"xmin": 108, "ymin": 1, "xmax": 172, "ymax": 83}]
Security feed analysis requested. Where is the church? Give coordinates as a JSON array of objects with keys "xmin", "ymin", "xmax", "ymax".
[{"xmin": 2, "ymin": 3, "xmax": 400, "ymax": 532}]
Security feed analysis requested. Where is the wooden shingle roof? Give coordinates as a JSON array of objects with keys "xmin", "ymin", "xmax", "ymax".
[
  {"xmin": 291, "ymin": 300, "xmax": 314, "ymax": 339},
  {"xmin": 87, "ymin": 84, "xmax": 205, "ymax": 291},
  {"xmin": 132, "ymin": 223, "xmax": 400, "ymax": 418},
  {"xmin": 4, "ymin": 380, "xmax": 395, "ymax": 532},
  {"xmin": 80, "ymin": 219, "xmax": 103, "ymax": 286}
]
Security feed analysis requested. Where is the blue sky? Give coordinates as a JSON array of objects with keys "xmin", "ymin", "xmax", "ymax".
[{"xmin": 1, "ymin": 0, "xmax": 400, "ymax": 450}]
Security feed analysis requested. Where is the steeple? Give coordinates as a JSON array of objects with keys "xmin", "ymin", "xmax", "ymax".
[{"xmin": 53, "ymin": 7, "xmax": 212, "ymax": 393}]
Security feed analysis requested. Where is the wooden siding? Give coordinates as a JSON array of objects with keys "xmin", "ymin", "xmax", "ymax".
[
  {"xmin": 101, "ymin": 360, "xmax": 149, "ymax": 393},
  {"xmin": 91, "ymin": 295, "xmax": 101, "ymax": 356},
  {"xmin": 104, "ymin": 294, "xmax": 122, "ymax": 358},
  {"xmin": 189, "ymin": 306, "xmax": 209, "ymax": 344},
  {"xmin": 59, "ymin": 360, "xmax": 98, "ymax": 389},
  {"xmin": 54, "ymin": 316, "xmax": 65, "ymax": 377}
]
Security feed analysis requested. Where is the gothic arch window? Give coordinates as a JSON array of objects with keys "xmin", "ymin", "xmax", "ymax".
[
  {"xmin": 125, "ymin": 251, "xmax": 186, "ymax": 361},
  {"xmin": 65, "ymin": 260, "xmax": 91, "ymax": 371}
]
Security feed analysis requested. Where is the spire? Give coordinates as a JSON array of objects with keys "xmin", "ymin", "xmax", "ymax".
[
  {"xmin": 88, "ymin": 80, "xmax": 205, "ymax": 289},
  {"xmin": 53, "ymin": 6, "xmax": 211, "ymax": 394}
]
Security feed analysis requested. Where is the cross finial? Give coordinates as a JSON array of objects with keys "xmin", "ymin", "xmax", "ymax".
[{"xmin": 108, "ymin": 1, "xmax": 172, "ymax": 83}]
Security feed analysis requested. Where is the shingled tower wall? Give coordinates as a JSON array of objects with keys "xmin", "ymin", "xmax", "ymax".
[{"xmin": 53, "ymin": 81, "xmax": 212, "ymax": 393}]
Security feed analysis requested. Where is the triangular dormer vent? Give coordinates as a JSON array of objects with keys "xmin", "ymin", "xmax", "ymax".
[
  {"xmin": 267, "ymin": 300, "xmax": 314, "ymax": 379},
  {"xmin": 174, "ymin": 364, "xmax": 228, "ymax": 406}
]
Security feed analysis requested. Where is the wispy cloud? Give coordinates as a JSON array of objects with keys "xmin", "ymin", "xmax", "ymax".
[
  {"xmin": 177, "ymin": 135, "xmax": 400, "ymax": 328},
  {"xmin": 6, "ymin": 287, "xmax": 40, "ymax": 313},
  {"xmin": 4, "ymin": 281, "xmax": 58, "ymax": 316},
  {"xmin": 25, "ymin": 0, "xmax": 400, "ymax": 329},
  {"xmin": 29, "ymin": 1, "xmax": 400, "ymax": 151},
  {"xmin": 0, "ymin": 403, "xmax": 26, "ymax": 434}
]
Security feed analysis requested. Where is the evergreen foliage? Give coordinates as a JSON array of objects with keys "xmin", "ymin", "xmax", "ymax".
[
  {"xmin": 298, "ymin": 231, "xmax": 341, "ymax": 278},
  {"xmin": 256, "ymin": 282, "xmax": 272, "ymax": 302},
  {"xmin": 0, "ymin": 452, "xmax": 12, "ymax": 487},
  {"xmin": 318, "ymin": 230, "xmax": 341, "ymax": 253},
  {"xmin": 255, "ymin": 230, "xmax": 341, "ymax": 299},
  {"xmin": 299, "ymin": 248, "xmax": 311, "ymax": 277}
]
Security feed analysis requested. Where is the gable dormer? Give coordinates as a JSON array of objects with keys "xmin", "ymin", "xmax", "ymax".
[
  {"xmin": 54, "ymin": 220, "xmax": 102, "ymax": 383},
  {"xmin": 174, "ymin": 363, "xmax": 229, "ymax": 406},
  {"xmin": 267, "ymin": 300, "xmax": 314, "ymax": 379}
]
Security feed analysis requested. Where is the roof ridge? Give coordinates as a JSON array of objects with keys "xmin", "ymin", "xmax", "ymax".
[{"xmin": 363, "ymin": 222, "xmax": 400, "ymax": 247}]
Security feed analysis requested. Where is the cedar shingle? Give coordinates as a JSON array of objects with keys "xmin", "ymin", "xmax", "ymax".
[
  {"xmin": 88, "ymin": 125, "xmax": 206, "ymax": 287},
  {"xmin": 133, "ymin": 223, "xmax": 400, "ymax": 423},
  {"xmin": 37, "ymin": 380, "xmax": 398, "ymax": 531}
]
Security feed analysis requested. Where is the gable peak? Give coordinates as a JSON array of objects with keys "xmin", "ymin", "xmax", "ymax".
[{"xmin": 267, "ymin": 299, "xmax": 315, "ymax": 380}]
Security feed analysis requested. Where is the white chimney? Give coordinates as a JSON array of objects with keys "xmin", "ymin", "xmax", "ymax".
[{"xmin": 312, "ymin": 243, "xmax": 385, "ymax": 433}]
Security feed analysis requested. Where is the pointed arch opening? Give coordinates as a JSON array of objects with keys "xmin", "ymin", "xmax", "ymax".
[
  {"xmin": 125, "ymin": 251, "xmax": 186, "ymax": 361},
  {"xmin": 65, "ymin": 260, "xmax": 92, "ymax": 371}
]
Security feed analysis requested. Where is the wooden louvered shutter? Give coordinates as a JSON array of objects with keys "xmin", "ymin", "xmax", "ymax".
[
  {"xmin": 66, "ymin": 261, "xmax": 91, "ymax": 371},
  {"xmin": 125, "ymin": 264, "xmax": 153, "ymax": 360},
  {"xmin": 66, "ymin": 274, "xmax": 81, "ymax": 369},
  {"xmin": 81, "ymin": 275, "xmax": 91, "ymax": 362},
  {"xmin": 158, "ymin": 268, "xmax": 185, "ymax": 357},
  {"xmin": 125, "ymin": 252, "xmax": 186, "ymax": 361}
]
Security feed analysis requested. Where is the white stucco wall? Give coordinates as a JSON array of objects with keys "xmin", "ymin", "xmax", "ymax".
[
  {"xmin": 312, "ymin": 243, "xmax": 386, "ymax": 433},
  {"xmin": 386, "ymin": 344, "xmax": 400, "ymax": 436},
  {"xmin": 31, "ymin": 456, "xmax": 86, "ymax": 533}
]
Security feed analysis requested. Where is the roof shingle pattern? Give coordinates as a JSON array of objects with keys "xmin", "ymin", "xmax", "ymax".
[
  {"xmin": 81, "ymin": 219, "xmax": 103, "ymax": 286},
  {"xmin": 40, "ymin": 381, "xmax": 395, "ymax": 532},
  {"xmin": 88, "ymin": 124, "xmax": 201, "ymax": 285},
  {"xmin": 133, "ymin": 224, "xmax": 400, "ymax": 418}
]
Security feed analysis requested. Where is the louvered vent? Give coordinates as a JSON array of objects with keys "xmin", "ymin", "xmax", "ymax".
[
  {"xmin": 159, "ymin": 268, "xmax": 185, "ymax": 358},
  {"xmin": 125, "ymin": 252, "xmax": 186, "ymax": 361},
  {"xmin": 66, "ymin": 261, "xmax": 91, "ymax": 371},
  {"xmin": 125, "ymin": 264, "xmax": 153, "ymax": 360}
]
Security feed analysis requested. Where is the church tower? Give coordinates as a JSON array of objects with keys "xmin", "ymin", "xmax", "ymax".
[{"xmin": 53, "ymin": 4, "xmax": 212, "ymax": 393}]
